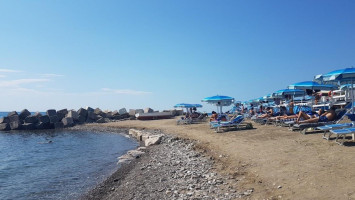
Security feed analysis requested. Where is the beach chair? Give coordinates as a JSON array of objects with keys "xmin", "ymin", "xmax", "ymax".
[
  {"xmin": 317, "ymin": 113, "xmax": 355, "ymax": 141},
  {"xmin": 176, "ymin": 117, "xmax": 192, "ymax": 125},
  {"xmin": 191, "ymin": 113, "xmax": 208, "ymax": 123},
  {"xmin": 329, "ymin": 128, "xmax": 355, "ymax": 145},
  {"xmin": 317, "ymin": 123, "xmax": 353, "ymax": 140},
  {"xmin": 177, "ymin": 113, "xmax": 207, "ymax": 125},
  {"xmin": 292, "ymin": 107, "xmax": 348, "ymax": 134},
  {"xmin": 210, "ymin": 115, "xmax": 244, "ymax": 133}
]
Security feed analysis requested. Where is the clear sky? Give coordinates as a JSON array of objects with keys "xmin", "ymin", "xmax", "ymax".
[{"xmin": 0, "ymin": 0, "xmax": 354, "ymax": 112}]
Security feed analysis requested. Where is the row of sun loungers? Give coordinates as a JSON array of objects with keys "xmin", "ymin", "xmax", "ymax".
[{"xmin": 251, "ymin": 102, "xmax": 355, "ymax": 145}]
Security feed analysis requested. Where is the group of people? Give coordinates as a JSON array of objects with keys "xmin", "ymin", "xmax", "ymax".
[{"xmin": 248, "ymin": 100, "xmax": 337, "ymax": 124}]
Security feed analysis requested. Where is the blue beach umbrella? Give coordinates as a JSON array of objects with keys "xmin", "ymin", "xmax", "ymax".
[
  {"xmin": 263, "ymin": 94, "xmax": 273, "ymax": 101},
  {"xmin": 272, "ymin": 89, "xmax": 306, "ymax": 98},
  {"xmin": 315, "ymin": 68, "xmax": 355, "ymax": 113},
  {"xmin": 201, "ymin": 95, "xmax": 234, "ymax": 114},
  {"xmin": 315, "ymin": 68, "xmax": 355, "ymax": 83},
  {"xmin": 288, "ymin": 81, "xmax": 336, "ymax": 91}
]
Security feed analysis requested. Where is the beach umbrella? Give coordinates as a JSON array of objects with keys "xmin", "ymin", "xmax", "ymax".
[
  {"xmin": 174, "ymin": 103, "xmax": 202, "ymax": 113},
  {"xmin": 315, "ymin": 68, "xmax": 355, "ymax": 113},
  {"xmin": 201, "ymin": 95, "xmax": 234, "ymax": 114},
  {"xmin": 315, "ymin": 68, "xmax": 355, "ymax": 83},
  {"xmin": 263, "ymin": 94, "xmax": 273, "ymax": 101},
  {"xmin": 272, "ymin": 89, "xmax": 306, "ymax": 98},
  {"xmin": 288, "ymin": 81, "xmax": 336, "ymax": 91}
]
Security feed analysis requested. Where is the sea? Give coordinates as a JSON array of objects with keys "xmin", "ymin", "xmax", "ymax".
[{"xmin": 0, "ymin": 112, "xmax": 138, "ymax": 200}]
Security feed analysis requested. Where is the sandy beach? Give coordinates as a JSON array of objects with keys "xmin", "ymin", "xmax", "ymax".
[{"xmin": 83, "ymin": 118, "xmax": 355, "ymax": 200}]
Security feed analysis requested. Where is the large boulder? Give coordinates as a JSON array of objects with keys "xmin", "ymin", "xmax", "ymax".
[
  {"xmin": 22, "ymin": 123, "xmax": 36, "ymax": 130},
  {"xmin": 33, "ymin": 112, "xmax": 43, "ymax": 118},
  {"xmin": 39, "ymin": 115, "xmax": 50, "ymax": 123},
  {"xmin": 46, "ymin": 109, "xmax": 57, "ymax": 117},
  {"xmin": 119, "ymin": 108, "xmax": 127, "ymax": 115},
  {"xmin": 0, "ymin": 123, "xmax": 10, "ymax": 131},
  {"xmin": 136, "ymin": 109, "xmax": 144, "ymax": 114},
  {"xmin": 87, "ymin": 111, "xmax": 98, "ymax": 120},
  {"xmin": 67, "ymin": 110, "xmax": 79, "ymax": 120},
  {"xmin": 85, "ymin": 118, "xmax": 95, "ymax": 123},
  {"xmin": 104, "ymin": 111, "xmax": 113, "ymax": 119},
  {"xmin": 49, "ymin": 115, "xmax": 59, "ymax": 123},
  {"xmin": 86, "ymin": 107, "xmax": 94, "ymax": 112},
  {"xmin": 144, "ymin": 108, "xmax": 154, "ymax": 113},
  {"xmin": 0, "ymin": 117, "xmax": 10, "ymax": 124},
  {"xmin": 9, "ymin": 121, "xmax": 21, "ymax": 130},
  {"xmin": 96, "ymin": 117, "xmax": 106, "ymax": 123},
  {"xmin": 129, "ymin": 109, "xmax": 136, "ymax": 116},
  {"xmin": 9, "ymin": 115, "xmax": 20, "ymax": 123},
  {"xmin": 54, "ymin": 122, "xmax": 64, "ymax": 129},
  {"xmin": 62, "ymin": 117, "xmax": 74, "ymax": 127},
  {"xmin": 94, "ymin": 108, "xmax": 103, "ymax": 115},
  {"xmin": 77, "ymin": 115, "xmax": 86, "ymax": 124},
  {"xmin": 111, "ymin": 110, "xmax": 120, "ymax": 120},
  {"xmin": 57, "ymin": 109, "xmax": 68, "ymax": 120},
  {"xmin": 120, "ymin": 113, "xmax": 130, "ymax": 119},
  {"xmin": 19, "ymin": 109, "xmax": 31, "ymax": 120},
  {"xmin": 144, "ymin": 135, "xmax": 163, "ymax": 146},
  {"xmin": 77, "ymin": 108, "xmax": 88, "ymax": 118},
  {"xmin": 36, "ymin": 122, "xmax": 52, "ymax": 130},
  {"xmin": 25, "ymin": 116, "xmax": 39, "ymax": 124},
  {"xmin": 7, "ymin": 111, "xmax": 18, "ymax": 117}
]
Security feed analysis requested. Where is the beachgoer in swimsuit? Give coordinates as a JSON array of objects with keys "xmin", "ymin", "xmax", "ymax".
[
  {"xmin": 210, "ymin": 111, "xmax": 218, "ymax": 122},
  {"xmin": 297, "ymin": 106, "xmax": 336, "ymax": 124}
]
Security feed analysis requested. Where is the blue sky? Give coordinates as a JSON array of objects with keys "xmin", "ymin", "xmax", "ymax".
[{"xmin": 0, "ymin": 0, "xmax": 354, "ymax": 112}]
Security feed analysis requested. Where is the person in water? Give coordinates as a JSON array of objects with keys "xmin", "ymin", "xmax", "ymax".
[{"xmin": 296, "ymin": 106, "xmax": 336, "ymax": 124}]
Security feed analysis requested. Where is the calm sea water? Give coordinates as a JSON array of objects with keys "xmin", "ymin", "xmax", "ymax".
[{"xmin": 0, "ymin": 111, "xmax": 138, "ymax": 200}]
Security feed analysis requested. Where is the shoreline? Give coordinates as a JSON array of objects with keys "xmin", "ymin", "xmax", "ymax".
[{"xmin": 78, "ymin": 125, "xmax": 246, "ymax": 200}]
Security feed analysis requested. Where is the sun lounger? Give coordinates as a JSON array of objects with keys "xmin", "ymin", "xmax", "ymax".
[
  {"xmin": 329, "ymin": 128, "xmax": 355, "ymax": 145},
  {"xmin": 317, "ymin": 123, "xmax": 353, "ymax": 140},
  {"xmin": 211, "ymin": 115, "xmax": 244, "ymax": 133},
  {"xmin": 291, "ymin": 108, "xmax": 348, "ymax": 134},
  {"xmin": 177, "ymin": 113, "xmax": 208, "ymax": 125},
  {"xmin": 177, "ymin": 117, "xmax": 192, "ymax": 125}
]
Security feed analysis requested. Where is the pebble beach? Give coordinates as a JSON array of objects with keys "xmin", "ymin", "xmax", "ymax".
[{"xmin": 79, "ymin": 118, "xmax": 355, "ymax": 200}]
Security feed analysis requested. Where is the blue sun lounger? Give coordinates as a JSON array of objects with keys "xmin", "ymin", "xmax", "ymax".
[
  {"xmin": 329, "ymin": 128, "xmax": 355, "ymax": 145},
  {"xmin": 317, "ymin": 123, "xmax": 353, "ymax": 140},
  {"xmin": 211, "ymin": 115, "xmax": 244, "ymax": 133}
]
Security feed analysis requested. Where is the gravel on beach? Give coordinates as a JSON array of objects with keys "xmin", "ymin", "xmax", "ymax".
[{"xmin": 79, "ymin": 126, "xmax": 249, "ymax": 200}]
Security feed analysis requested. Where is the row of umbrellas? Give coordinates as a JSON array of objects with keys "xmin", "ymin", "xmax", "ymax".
[
  {"xmin": 174, "ymin": 95, "xmax": 235, "ymax": 114},
  {"xmin": 249, "ymin": 67, "xmax": 355, "ymax": 113},
  {"xmin": 174, "ymin": 68, "xmax": 355, "ymax": 114}
]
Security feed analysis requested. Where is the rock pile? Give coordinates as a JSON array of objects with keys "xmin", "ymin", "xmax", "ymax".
[
  {"xmin": 0, "ymin": 107, "xmax": 130, "ymax": 131},
  {"xmin": 89, "ymin": 131, "xmax": 251, "ymax": 200}
]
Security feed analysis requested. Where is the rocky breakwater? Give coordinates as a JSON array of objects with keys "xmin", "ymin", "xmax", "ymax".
[
  {"xmin": 117, "ymin": 129, "xmax": 164, "ymax": 164},
  {"xmin": 0, "ymin": 107, "xmax": 130, "ymax": 131},
  {"xmin": 87, "ymin": 129, "xmax": 252, "ymax": 200}
]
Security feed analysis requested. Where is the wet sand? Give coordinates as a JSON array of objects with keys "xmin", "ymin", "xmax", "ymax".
[{"xmin": 83, "ymin": 118, "xmax": 355, "ymax": 200}]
